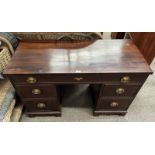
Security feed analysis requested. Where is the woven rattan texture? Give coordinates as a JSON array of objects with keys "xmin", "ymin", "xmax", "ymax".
[
  {"xmin": 2, "ymin": 99, "xmax": 16, "ymax": 122},
  {"xmin": 0, "ymin": 46, "xmax": 11, "ymax": 73}
]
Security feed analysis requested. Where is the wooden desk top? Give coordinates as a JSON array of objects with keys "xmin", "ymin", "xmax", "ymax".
[{"xmin": 4, "ymin": 40, "xmax": 152, "ymax": 74}]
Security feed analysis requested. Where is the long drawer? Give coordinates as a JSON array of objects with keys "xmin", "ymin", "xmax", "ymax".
[{"xmin": 8, "ymin": 73, "xmax": 148, "ymax": 84}]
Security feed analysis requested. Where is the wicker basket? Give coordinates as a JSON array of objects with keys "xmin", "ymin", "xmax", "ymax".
[{"xmin": 0, "ymin": 46, "xmax": 11, "ymax": 73}]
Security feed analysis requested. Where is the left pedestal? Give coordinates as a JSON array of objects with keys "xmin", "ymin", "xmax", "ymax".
[{"xmin": 7, "ymin": 75, "xmax": 61, "ymax": 117}]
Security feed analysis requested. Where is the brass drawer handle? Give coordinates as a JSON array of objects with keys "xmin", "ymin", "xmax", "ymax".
[
  {"xmin": 74, "ymin": 77, "xmax": 83, "ymax": 81},
  {"xmin": 110, "ymin": 102, "xmax": 119, "ymax": 108},
  {"xmin": 32, "ymin": 89, "xmax": 41, "ymax": 95},
  {"xmin": 37, "ymin": 103, "xmax": 46, "ymax": 109},
  {"xmin": 121, "ymin": 76, "xmax": 130, "ymax": 83},
  {"xmin": 27, "ymin": 77, "xmax": 37, "ymax": 84},
  {"xmin": 116, "ymin": 88, "xmax": 125, "ymax": 95}
]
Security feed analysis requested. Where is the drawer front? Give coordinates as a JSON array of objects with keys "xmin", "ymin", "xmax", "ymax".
[
  {"xmin": 16, "ymin": 84, "xmax": 57, "ymax": 99},
  {"xmin": 9, "ymin": 74, "xmax": 102, "ymax": 84},
  {"xmin": 96, "ymin": 98, "xmax": 133, "ymax": 111},
  {"xmin": 9, "ymin": 75, "xmax": 52, "ymax": 84},
  {"xmin": 8, "ymin": 73, "xmax": 148, "ymax": 84},
  {"xmin": 23, "ymin": 99, "xmax": 60, "ymax": 112},
  {"xmin": 101, "ymin": 84, "xmax": 141, "ymax": 97}
]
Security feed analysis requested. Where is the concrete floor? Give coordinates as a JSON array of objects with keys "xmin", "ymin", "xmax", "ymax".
[{"xmin": 21, "ymin": 33, "xmax": 155, "ymax": 122}]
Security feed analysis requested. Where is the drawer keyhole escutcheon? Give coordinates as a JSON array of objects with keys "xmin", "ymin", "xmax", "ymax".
[
  {"xmin": 74, "ymin": 77, "xmax": 83, "ymax": 81},
  {"xmin": 27, "ymin": 77, "xmax": 37, "ymax": 84},
  {"xmin": 37, "ymin": 103, "xmax": 46, "ymax": 109},
  {"xmin": 110, "ymin": 102, "xmax": 119, "ymax": 108},
  {"xmin": 116, "ymin": 88, "xmax": 125, "ymax": 95},
  {"xmin": 32, "ymin": 89, "xmax": 41, "ymax": 95},
  {"xmin": 121, "ymin": 76, "xmax": 131, "ymax": 83}
]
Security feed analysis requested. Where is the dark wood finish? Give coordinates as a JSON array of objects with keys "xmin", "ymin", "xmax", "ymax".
[
  {"xmin": 96, "ymin": 98, "xmax": 133, "ymax": 113},
  {"xmin": 111, "ymin": 32, "xmax": 155, "ymax": 64},
  {"xmin": 100, "ymin": 84, "xmax": 142, "ymax": 97},
  {"xmin": 23, "ymin": 99, "xmax": 60, "ymax": 112},
  {"xmin": 8, "ymin": 73, "xmax": 149, "ymax": 84},
  {"xmin": 15, "ymin": 84, "xmax": 57, "ymax": 99},
  {"xmin": 129, "ymin": 32, "xmax": 155, "ymax": 64},
  {"xmin": 4, "ymin": 40, "xmax": 152, "ymax": 116},
  {"xmin": 4, "ymin": 40, "xmax": 152, "ymax": 74},
  {"xmin": 27, "ymin": 111, "xmax": 61, "ymax": 117},
  {"xmin": 111, "ymin": 32, "xmax": 125, "ymax": 39}
]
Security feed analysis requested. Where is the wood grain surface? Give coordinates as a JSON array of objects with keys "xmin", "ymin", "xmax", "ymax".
[{"xmin": 4, "ymin": 40, "xmax": 152, "ymax": 75}]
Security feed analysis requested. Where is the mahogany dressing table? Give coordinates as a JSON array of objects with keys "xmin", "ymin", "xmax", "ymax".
[{"xmin": 4, "ymin": 40, "xmax": 152, "ymax": 116}]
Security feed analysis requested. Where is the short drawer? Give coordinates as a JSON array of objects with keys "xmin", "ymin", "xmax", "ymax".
[
  {"xmin": 96, "ymin": 98, "xmax": 133, "ymax": 111},
  {"xmin": 9, "ymin": 75, "xmax": 52, "ymax": 85},
  {"xmin": 101, "ymin": 84, "xmax": 141, "ymax": 97},
  {"xmin": 8, "ymin": 73, "xmax": 148, "ymax": 84},
  {"xmin": 15, "ymin": 84, "xmax": 57, "ymax": 99},
  {"xmin": 23, "ymin": 99, "xmax": 60, "ymax": 112}
]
